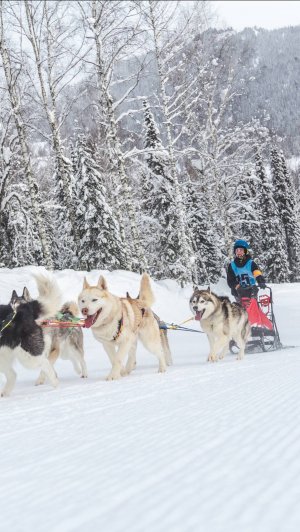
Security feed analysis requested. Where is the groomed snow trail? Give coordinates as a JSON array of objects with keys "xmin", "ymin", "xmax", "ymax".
[{"xmin": 0, "ymin": 268, "xmax": 300, "ymax": 532}]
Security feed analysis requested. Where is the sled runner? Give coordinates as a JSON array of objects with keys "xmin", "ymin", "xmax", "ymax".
[{"xmin": 231, "ymin": 286, "xmax": 282, "ymax": 353}]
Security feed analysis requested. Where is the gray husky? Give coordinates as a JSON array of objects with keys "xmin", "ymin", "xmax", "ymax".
[
  {"xmin": 190, "ymin": 288, "xmax": 250, "ymax": 361},
  {"xmin": 36, "ymin": 301, "xmax": 87, "ymax": 385}
]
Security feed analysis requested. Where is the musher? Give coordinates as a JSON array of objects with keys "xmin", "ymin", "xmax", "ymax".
[{"xmin": 227, "ymin": 239, "xmax": 266, "ymax": 299}]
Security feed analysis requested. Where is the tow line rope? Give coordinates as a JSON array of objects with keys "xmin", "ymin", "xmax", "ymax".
[
  {"xmin": 40, "ymin": 313, "xmax": 86, "ymax": 329},
  {"xmin": 39, "ymin": 314, "xmax": 204, "ymax": 334},
  {"xmin": 160, "ymin": 316, "xmax": 204, "ymax": 334}
]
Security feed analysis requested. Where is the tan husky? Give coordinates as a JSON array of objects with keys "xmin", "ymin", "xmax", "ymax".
[{"xmin": 78, "ymin": 273, "xmax": 172, "ymax": 380}]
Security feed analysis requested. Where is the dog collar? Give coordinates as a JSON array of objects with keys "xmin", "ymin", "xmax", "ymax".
[{"xmin": 112, "ymin": 316, "xmax": 123, "ymax": 341}]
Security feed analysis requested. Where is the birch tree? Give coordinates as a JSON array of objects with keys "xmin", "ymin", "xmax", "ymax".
[
  {"xmin": 79, "ymin": 0, "xmax": 147, "ymax": 273},
  {"xmin": 0, "ymin": 1, "xmax": 53, "ymax": 268},
  {"xmin": 17, "ymin": 0, "xmax": 86, "ymax": 266}
]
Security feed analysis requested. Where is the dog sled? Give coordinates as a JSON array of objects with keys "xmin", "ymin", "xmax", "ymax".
[{"xmin": 231, "ymin": 286, "xmax": 282, "ymax": 353}]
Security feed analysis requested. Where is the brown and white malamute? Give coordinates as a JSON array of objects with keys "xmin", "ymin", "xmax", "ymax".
[
  {"xmin": 78, "ymin": 273, "xmax": 172, "ymax": 380},
  {"xmin": 190, "ymin": 288, "xmax": 250, "ymax": 361}
]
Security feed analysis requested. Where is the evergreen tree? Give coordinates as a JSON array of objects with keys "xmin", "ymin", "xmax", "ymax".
[
  {"xmin": 235, "ymin": 171, "xmax": 256, "ymax": 240},
  {"xmin": 141, "ymin": 100, "xmax": 192, "ymax": 283},
  {"xmin": 271, "ymin": 148, "xmax": 300, "ymax": 281},
  {"xmin": 0, "ymin": 143, "xmax": 43, "ymax": 267},
  {"xmin": 185, "ymin": 179, "xmax": 222, "ymax": 284},
  {"xmin": 255, "ymin": 152, "xmax": 290, "ymax": 282},
  {"xmin": 52, "ymin": 156, "xmax": 77, "ymax": 269},
  {"xmin": 73, "ymin": 134, "xmax": 129, "ymax": 271}
]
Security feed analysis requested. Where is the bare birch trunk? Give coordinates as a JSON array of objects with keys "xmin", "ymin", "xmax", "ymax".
[
  {"xmin": 24, "ymin": 0, "xmax": 80, "ymax": 254},
  {"xmin": 148, "ymin": 0, "xmax": 193, "ymax": 284},
  {"xmin": 90, "ymin": 0, "xmax": 147, "ymax": 272},
  {"xmin": 0, "ymin": 4, "xmax": 53, "ymax": 269}
]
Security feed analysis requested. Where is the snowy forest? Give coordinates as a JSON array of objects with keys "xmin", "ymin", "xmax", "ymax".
[{"xmin": 0, "ymin": 0, "xmax": 300, "ymax": 285}]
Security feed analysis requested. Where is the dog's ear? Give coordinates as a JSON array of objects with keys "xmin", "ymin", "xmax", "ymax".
[
  {"xmin": 83, "ymin": 277, "xmax": 90, "ymax": 289},
  {"xmin": 10, "ymin": 289, "xmax": 18, "ymax": 303},
  {"xmin": 22, "ymin": 287, "xmax": 31, "ymax": 302},
  {"xmin": 193, "ymin": 285, "xmax": 198, "ymax": 292},
  {"xmin": 207, "ymin": 286, "xmax": 211, "ymax": 293},
  {"xmin": 97, "ymin": 275, "xmax": 107, "ymax": 291}
]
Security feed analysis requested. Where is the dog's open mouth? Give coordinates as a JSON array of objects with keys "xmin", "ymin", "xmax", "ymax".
[
  {"xmin": 84, "ymin": 308, "xmax": 102, "ymax": 328},
  {"xmin": 195, "ymin": 309, "xmax": 205, "ymax": 321}
]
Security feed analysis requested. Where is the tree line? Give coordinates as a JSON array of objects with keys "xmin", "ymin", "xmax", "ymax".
[{"xmin": 0, "ymin": 1, "xmax": 299, "ymax": 285}]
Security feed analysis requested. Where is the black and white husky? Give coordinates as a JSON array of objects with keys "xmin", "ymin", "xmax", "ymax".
[
  {"xmin": 190, "ymin": 287, "xmax": 250, "ymax": 362},
  {"xmin": 0, "ymin": 274, "xmax": 61, "ymax": 397}
]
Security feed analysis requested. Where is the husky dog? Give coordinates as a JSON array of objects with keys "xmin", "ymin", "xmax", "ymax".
[
  {"xmin": 0, "ymin": 274, "xmax": 61, "ymax": 397},
  {"xmin": 125, "ymin": 291, "xmax": 173, "ymax": 369},
  {"xmin": 10, "ymin": 287, "xmax": 32, "ymax": 310},
  {"xmin": 190, "ymin": 287, "xmax": 250, "ymax": 361},
  {"xmin": 78, "ymin": 273, "xmax": 171, "ymax": 380},
  {"xmin": 36, "ymin": 301, "xmax": 87, "ymax": 385}
]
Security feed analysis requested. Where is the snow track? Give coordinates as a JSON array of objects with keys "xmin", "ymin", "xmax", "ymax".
[{"xmin": 0, "ymin": 268, "xmax": 300, "ymax": 531}]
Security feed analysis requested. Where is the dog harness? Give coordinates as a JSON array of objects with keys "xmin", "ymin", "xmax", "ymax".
[
  {"xmin": 0, "ymin": 311, "xmax": 17, "ymax": 338},
  {"xmin": 112, "ymin": 317, "xmax": 123, "ymax": 341}
]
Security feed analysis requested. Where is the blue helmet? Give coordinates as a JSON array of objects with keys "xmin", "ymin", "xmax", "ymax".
[{"xmin": 233, "ymin": 239, "xmax": 250, "ymax": 251}]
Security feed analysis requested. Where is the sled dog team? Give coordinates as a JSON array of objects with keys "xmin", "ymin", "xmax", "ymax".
[{"xmin": 0, "ymin": 272, "xmax": 249, "ymax": 397}]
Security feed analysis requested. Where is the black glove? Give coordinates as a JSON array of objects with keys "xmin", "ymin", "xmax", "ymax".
[
  {"xmin": 258, "ymin": 281, "xmax": 266, "ymax": 289},
  {"xmin": 256, "ymin": 275, "xmax": 266, "ymax": 289}
]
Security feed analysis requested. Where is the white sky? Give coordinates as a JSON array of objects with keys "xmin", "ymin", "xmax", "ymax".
[{"xmin": 213, "ymin": 1, "xmax": 300, "ymax": 30}]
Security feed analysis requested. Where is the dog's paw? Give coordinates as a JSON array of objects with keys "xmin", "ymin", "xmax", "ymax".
[
  {"xmin": 106, "ymin": 371, "xmax": 121, "ymax": 381},
  {"xmin": 1, "ymin": 390, "xmax": 9, "ymax": 398},
  {"xmin": 208, "ymin": 354, "xmax": 218, "ymax": 362},
  {"xmin": 158, "ymin": 366, "xmax": 167, "ymax": 373},
  {"xmin": 35, "ymin": 376, "xmax": 45, "ymax": 386},
  {"xmin": 80, "ymin": 374, "xmax": 88, "ymax": 379}
]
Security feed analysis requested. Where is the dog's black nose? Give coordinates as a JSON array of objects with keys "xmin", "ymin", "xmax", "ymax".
[{"xmin": 193, "ymin": 306, "xmax": 198, "ymax": 311}]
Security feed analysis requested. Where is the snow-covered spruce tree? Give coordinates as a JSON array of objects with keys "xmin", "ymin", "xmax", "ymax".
[
  {"xmin": 139, "ymin": 1, "xmax": 196, "ymax": 284},
  {"xmin": 141, "ymin": 99, "xmax": 195, "ymax": 282},
  {"xmin": 0, "ymin": 128, "xmax": 14, "ymax": 265},
  {"xmin": 234, "ymin": 169, "xmax": 261, "ymax": 250},
  {"xmin": 139, "ymin": 100, "xmax": 162, "ymax": 274},
  {"xmin": 184, "ymin": 177, "xmax": 222, "ymax": 284},
  {"xmin": 255, "ymin": 152, "xmax": 290, "ymax": 282},
  {"xmin": 142, "ymin": 99, "xmax": 166, "ymax": 178},
  {"xmin": 0, "ymin": 140, "xmax": 44, "ymax": 266},
  {"xmin": 271, "ymin": 148, "xmax": 300, "ymax": 281},
  {"xmin": 73, "ymin": 134, "xmax": 129, "ymax": 271}
]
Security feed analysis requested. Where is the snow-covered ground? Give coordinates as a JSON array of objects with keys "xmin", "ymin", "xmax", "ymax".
[{"xmin": 1, "ymin": 267, "xmax": 300, "ymax": 532}]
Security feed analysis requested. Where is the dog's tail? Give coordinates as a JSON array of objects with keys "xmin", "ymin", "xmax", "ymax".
[
  {"xmin": 33, "ymin": 273, "xmax": 62, "ymax": 319},
  {"xmin": 138, "ymin": 273, "xmax": 155, "ymax": 308}
]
